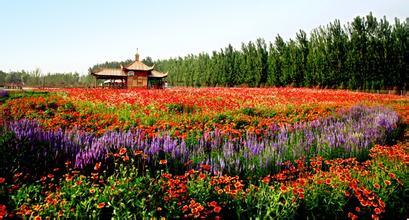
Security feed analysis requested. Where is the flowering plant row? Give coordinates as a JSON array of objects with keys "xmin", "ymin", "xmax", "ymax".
[
  {"xmin": 3, "ymin": 88, "xmax": 407, "ymax": 136},
  {"xmin": 1, "ymin": 106, "xmax": 400, "ymax": 179},
  {"xmin": 0, "ymin": 144, "xmax": 407, "ymax": 219}
]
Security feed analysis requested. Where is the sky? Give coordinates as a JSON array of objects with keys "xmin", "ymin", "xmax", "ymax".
[{"xmin": 0, "ymin": 0, "xmax": 408, "ymax": 74}]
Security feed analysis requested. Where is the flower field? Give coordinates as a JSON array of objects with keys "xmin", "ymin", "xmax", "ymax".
[{"xmin": 0, "ymin": 87, "xmax": 408, "ymax": 219}]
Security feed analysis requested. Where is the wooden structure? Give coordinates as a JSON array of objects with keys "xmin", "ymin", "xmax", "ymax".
[{"xmin": 91, "ymin": 53, "xmax": 168, "ymax": 89}]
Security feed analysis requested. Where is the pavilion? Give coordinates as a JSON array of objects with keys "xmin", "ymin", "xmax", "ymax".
[{"xmin": 91, "ymin": 53, "xmax": 168, "ymax": 89}]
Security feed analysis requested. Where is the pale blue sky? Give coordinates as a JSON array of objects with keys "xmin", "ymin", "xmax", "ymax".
[{"xmin": 0, "ymin": 0, "xmax": 408, "ymax": 74}]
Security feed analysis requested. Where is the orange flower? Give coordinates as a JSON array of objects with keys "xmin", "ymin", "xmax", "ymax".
[
  {"xmin": 297, "ymin": 178, "xmax": 307, "ymax": 186},
  {"xmin": 384, "ymin": 180, "xmax": 391, "ymax": 186},
  {"xmin": 94, "ymin": 162, "xmax": 101, "ymax": 171},
  {"xmin": 388, "ymin": 173, "xmax": 396, "ymax": 179},
  {"xmin": 34, "ymin": 216, "xmax": 42, "ymax": 220},
  {"xmin": 65, "ymin": 175, "xmax": 73, "ymax": 182},
  {"xmin": 325, "ymin": 178, "xmax": 331, "ymax": 185},
  {"xmin": 134, "ymin": 150, "xmax": 143, "ymax": 156},
  {"xmin": 97, "ymin": 202, "xmax": 106, "ymax": 209},
  {"xmin": 159, "ymin": 160, "xmax": 168, "ymax": 165},
  {"xmin": 374, "ymin": 207, "xmax": 382, "ymax": 215},
  {"xmin": 262, "ymin": 176, "xmax": 270, "ymax": 184},
  {"xmin": 280, "ymin": 185, "xmax": 288, "ymax": 192},
  {"xmin": 373, "ymin": 183, "xmax": 380, "ymax": 189}
]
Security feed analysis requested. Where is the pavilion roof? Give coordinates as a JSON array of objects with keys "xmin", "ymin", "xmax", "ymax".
[
  {"xmin": 124, "ymin": 60, "xmax": 154, "ymax": 71},
  {"xmin": 91, "ymin": 68, "xmax": 126, "ymax": 77},
  {"xmin": 149, "ymin": 70, "xmax": 168, "ymax": 78}
]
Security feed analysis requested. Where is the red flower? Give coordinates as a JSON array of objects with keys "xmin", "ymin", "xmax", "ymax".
[
  {"xmin": 199, "ymin": 173, "xmax": 206, "ymax": 180},
  {"xmin": 325, "ymin": 178, "xmax": 331, "ymax": 185},
  {"xmin": 65, "ymin": 161, "xmax": 71, "ymax": 167},
  {"xmin": 209, "ymin": 201, "xmax": 218, "ymax": 207},
  {"xmin": 123, "ymin": 155, "xmax": 130, "ymax": 161},
  {"xmin": 344, "ymin": 191, "xmax": 350, "ymax": 197},
  {"xmin": 213, "ymin": 206, "xmax": 222, "ymax": 214},
  {"xmin": 379, "ymin": 200, "xmax": 385, "ymax": 208},
  {"xmin": 348, "ymin": 212, "xmax": 358, "ymax": 220},
  {"xmin": 262, "ymin": 176, "xmax": 270, "ymax": 184},
  {"xmin": 200, "ymin": 164, "xmax": 211, "ymax": 171},
  {"xmin": 119, "ymin": 148, "xmax": 127, "ymax": 155},
  {"xmin": 47, "ymin": 174, "xmax": 54, "ymax": 179},
  {"xmin": 94, "ymin": 162, "xmax": 101, "ymax": 171},
  {"xmin": 297, "ymin": 178, "xmax": 307, "ymax": 186},
  {"xmin": 182, "ymin": 205, "xmax": 189, "ymax": 212},
  {"xmin": 97, "ymin": 202, "xmax": 106, "ymax": 209},
  {"xmin": 134, "ymin": 150, "xmax": 143, "ymax": 156},
  {"xmin": 34, "ymin": 216, "xmax": 41, "ymax": 220},
  {"xmin": 373, "ymin": 183, "xmax": 380, "ymax": 189},
  {"xmin": 280, "ymin": 185, "xmax": 288, "ymax": 192},
  {"xmin": 0, "ymin": 177, "xmax": 5, "ymax": 184},
  {"xmin": 0, "ymin": 204, "xmax": 7, "ymax": 218},
  {"xmin": 374, "ymin": 207, "xmax": 382, "ymax": 215},
  {"xmin": 65, "ymin": 175, "xmax": 73, "ymax": 181},
  {"xmin": 384, "ymin": 180, "xmax": 391, "ymax": 186},
  {"xmin": 159, "ymin": 160, "xmax": 168, "ymax": 165}
]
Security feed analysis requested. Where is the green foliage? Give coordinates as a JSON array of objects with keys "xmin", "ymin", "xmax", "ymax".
[
  {"xmin": 303, "ymin": 177, "xmax": 348, "ymax": 219},
  {"xmin": 245, "ymin": 183, "xmax": 299, "ymax": 219},
  {"xmin": 166, "ymin": 103, "xmax": 196, "ymax": 114},
  {"xmin": 1, "ymin": 68, "xmax": 93, "ymax": 88}
]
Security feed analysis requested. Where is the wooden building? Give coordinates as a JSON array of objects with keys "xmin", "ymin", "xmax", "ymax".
[{"xmin": 91, "ymin": 53, "xmax": 168, "ymax": 89}]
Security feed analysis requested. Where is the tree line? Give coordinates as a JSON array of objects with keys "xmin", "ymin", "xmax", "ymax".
[
  {"xmin": 151, "ymin": 13, "xmax": 408, "ymax": 90},
  {"xmin": 0, "ymin": 69, "xmax": 93, "ymax": 88},
  {"xmin": 6, "ymin": 13, "xmax": 405, "ymax": 90},
  {"xmin": 91, "ymin": 13, "xmax": 409, "ymax": 90}
]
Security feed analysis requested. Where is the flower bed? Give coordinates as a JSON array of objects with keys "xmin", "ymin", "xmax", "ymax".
[
  {"xmin": 0, "ymin": 87, "xmax": 408, "ymax": 219},
  {"xmin": 0, "ymin": 144, "xmax": 408, "ymax": 219}
]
